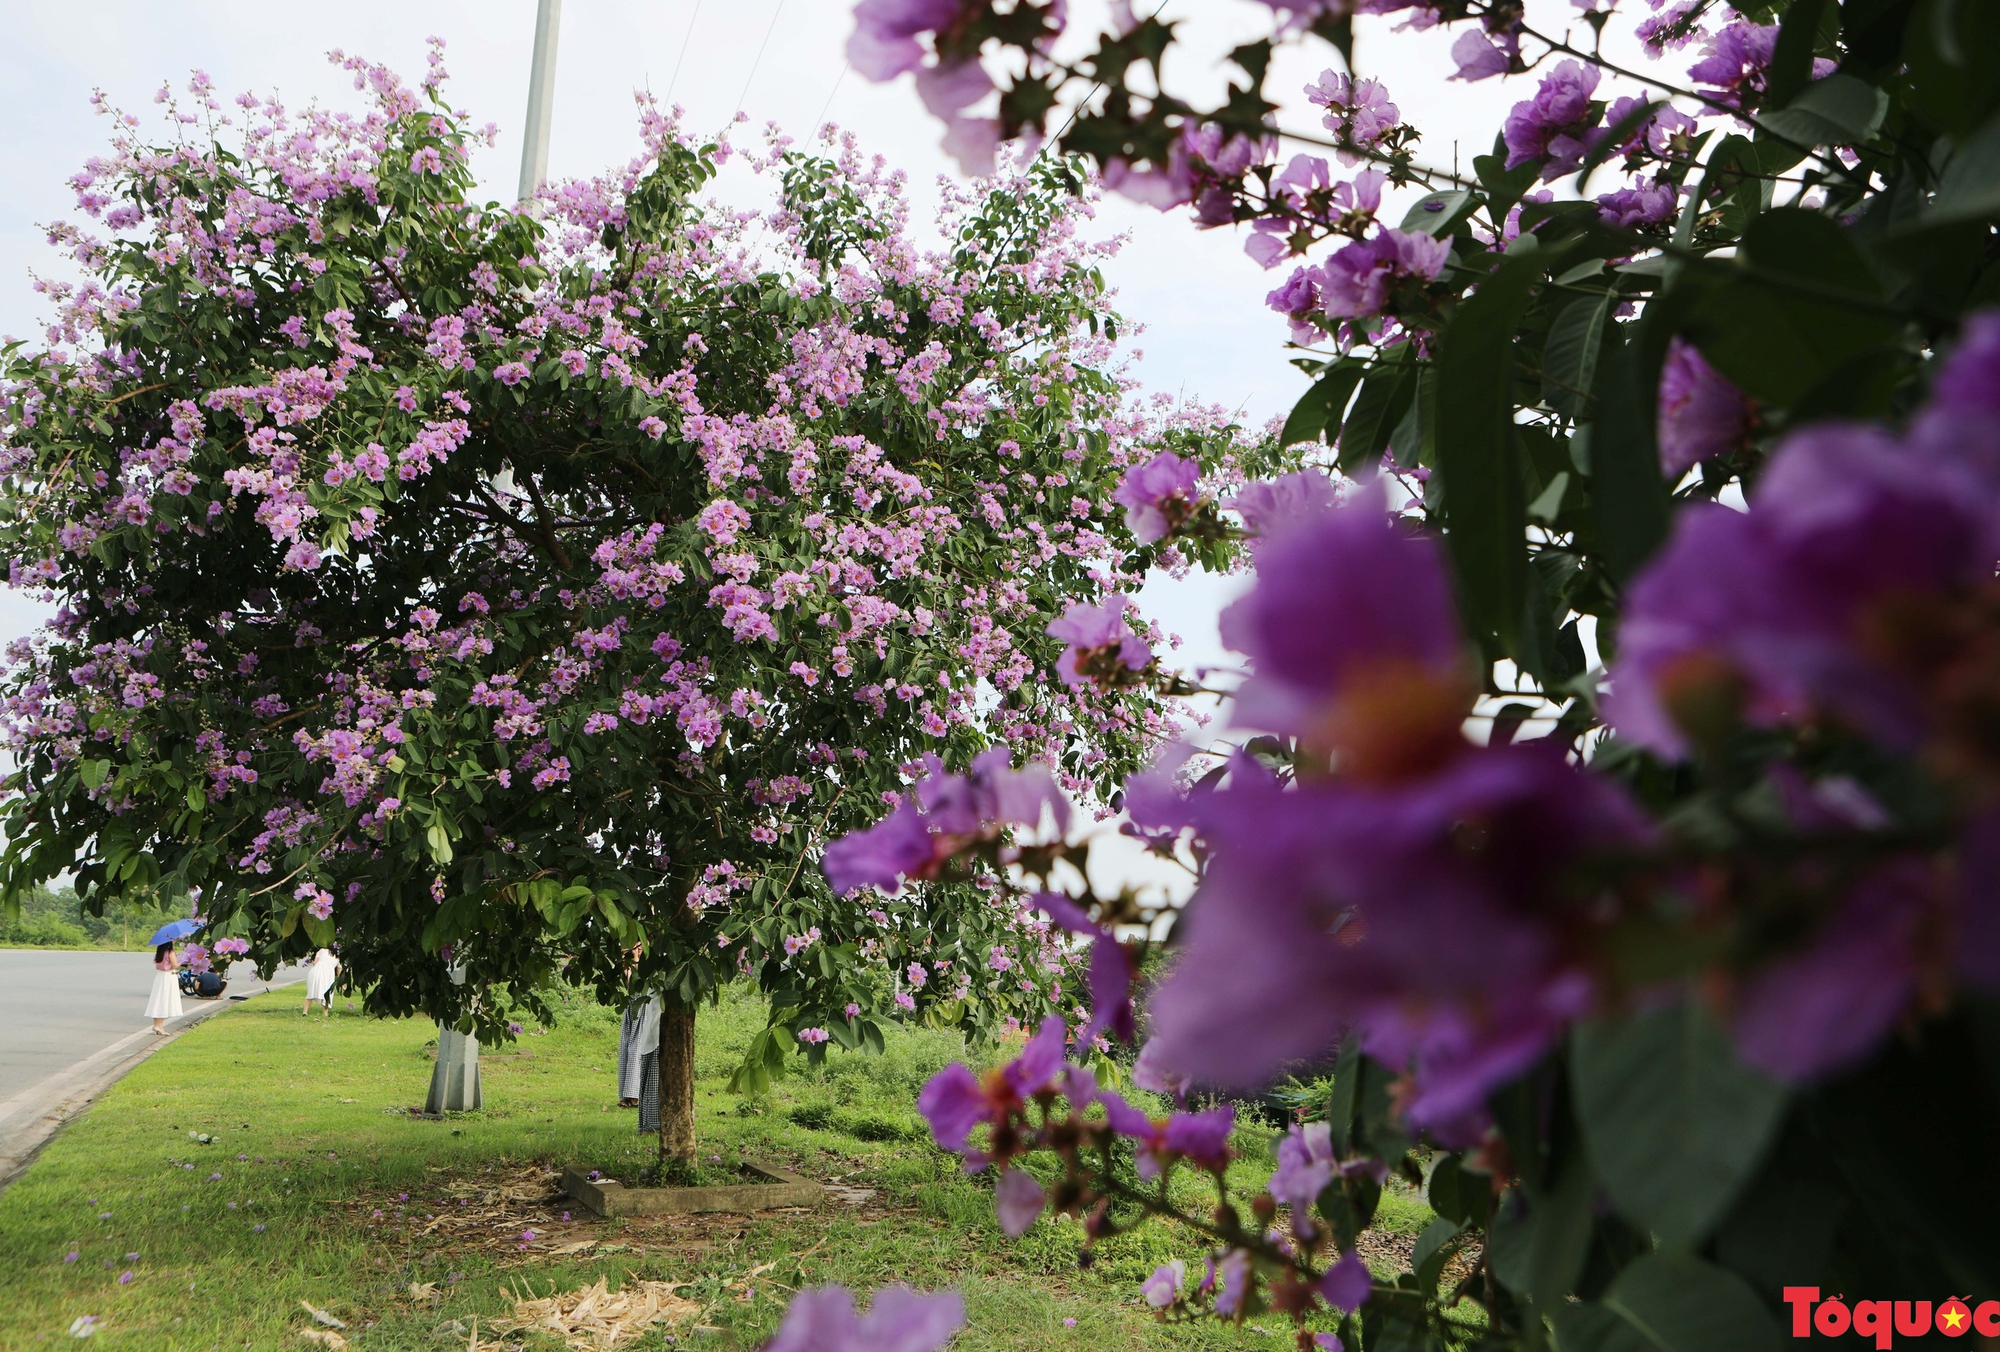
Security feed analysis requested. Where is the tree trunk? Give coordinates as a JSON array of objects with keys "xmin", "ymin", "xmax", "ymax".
[{"xmin": 655, "ymin": 1001, "xmax": 696, "ymax": 1170}]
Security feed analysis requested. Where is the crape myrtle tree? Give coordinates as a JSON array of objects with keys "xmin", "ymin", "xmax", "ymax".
[
  {"xmin": 730, "ymin": 1, "xmax": 2000, "ymax": 1350},
  {"xmin": 0, "ymin": 50, "xmax": 1283, "ymax": 1165}
]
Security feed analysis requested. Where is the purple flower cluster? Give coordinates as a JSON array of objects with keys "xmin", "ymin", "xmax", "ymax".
[
  {"xmin": 1502, "ymin": 61, "xmax": 1604, "ymax": 179},
  {"xmin": 1602, "ymin": 314, "xmax": 2000, "ymax": 1077},
  {"xmin": 1685, "ymin": 20, "xmax": 1830, "ymax": 114},
  {"xmin": 1045, "ymin": 598, "xmax": 1152, "ymax": 691},
  {"xmin": 1610, "ymin": 334, "xmax": 2000, "ymax": 759},
  {"xmin": 1112, "ymin": 451, "xmax": 1203, "ymax": 544},
  {"xmin": 822, "ymin": 750, "xmax": 1071, "ymax": 896},
  {"xmin": 1305, "ymin": 73, "xmax": 1400, "ymax": 166}
]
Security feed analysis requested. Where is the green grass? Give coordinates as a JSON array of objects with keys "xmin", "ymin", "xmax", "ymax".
[{"xmin": 0, "ymin": 984, "xmax": 1432, "ymax": 1349}]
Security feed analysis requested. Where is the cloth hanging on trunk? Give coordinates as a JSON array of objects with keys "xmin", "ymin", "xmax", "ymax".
[
  {"xmin": 636, "ymin": 1047, "xmax": 660, "ymax": 1134},
  {"xmin": 617, "ymin": 995, "xmax": 661, "ymax": 1101}
]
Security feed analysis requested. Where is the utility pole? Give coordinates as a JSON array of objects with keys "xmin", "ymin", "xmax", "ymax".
[
  {"xmin": 428, "ymin": 0, "xmax": 562, "ymax": 1116},
  {"xmin": 518, "ymin": 0, "xmax": 563, "ymax": 204}
]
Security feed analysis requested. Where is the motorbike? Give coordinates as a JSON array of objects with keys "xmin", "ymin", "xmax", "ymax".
[{"xmin": 178, "ymin": 969, "xmax": 228, "ymax": 1000}]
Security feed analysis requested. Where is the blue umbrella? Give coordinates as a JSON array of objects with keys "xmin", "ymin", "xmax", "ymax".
[{"xmin": 146, "ymin": 918, "xmax": 206, "ymax": 947}]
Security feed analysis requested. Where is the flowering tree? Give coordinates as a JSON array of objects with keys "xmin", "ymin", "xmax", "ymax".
[
  {"xmin": 0, "ymin": 51, "xmax": 1283, "ymax": 1165},
  {"xmin": 796, "ymin": 0, "xmax": 2000, "ymax": 1347}
]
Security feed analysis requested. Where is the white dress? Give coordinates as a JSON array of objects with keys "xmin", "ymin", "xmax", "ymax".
[
  {"xmin": 145, "ymin": 968, "xmax": 183, "ymax": 1020},
  {"xmin": 304, "ymin": 950, "xmax": 339, "ymax": 1002}
]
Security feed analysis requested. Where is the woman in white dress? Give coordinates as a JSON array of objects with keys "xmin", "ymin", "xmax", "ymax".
[
  {"xmin": 302, "ymin": 948, "xmax": 339, "ymax": 1016},
  {"xmin": 146, "ymin": 942, "xmax": 183, "ymax": 1035}
]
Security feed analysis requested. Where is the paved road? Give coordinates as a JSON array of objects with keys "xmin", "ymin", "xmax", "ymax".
[{"xmin": 0, "ymin": 949, "xmax": 302, "ymax": 1100}]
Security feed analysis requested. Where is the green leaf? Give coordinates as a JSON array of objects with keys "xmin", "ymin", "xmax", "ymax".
[
  {"xmin": 426, "ymin": 822, "xmax": 454, "ymax": 866},
  {"xmin": 1335, "ymin": 355, "xmax": 1415, "ymax": 474},
  {"xmin": 1919, "ymin": 105, "xmax": 2000, "ymax": 228},
  {"xmin": 1436, "ymin": 254, "xmax": 1538, "ymax": 651},
  {"xmin": 1764, "ymin": 0, "xmax": 1831, "ymax": 109},
  {"xmin": 1411, "ymin": 1216, "xmax": 1463, "ymax": 1296},
  {"xmin": 1488, "ymin": 1159, "xmax": 1595, "ymax": 1309},
  {"xmin": 1686, "ymin": 210, "xmax": 1899, "ymax": 404},
  {"xmin": 1474, "ymin": 135, "xmax": 1541, "ymax": 225},
  {"xmin": 79, "ymin": 759, "xmax": 111, "ymax": 791},
  {"xmin": 1584, "ymin": 318, "xmax": 1670, "ymax": 583},
  {"xmin": 1571, "ymin": 1001, "xmax": 1787, "ymax": 1250},
  {"xmin": 1760, "ymin": 74, "xmax": 1890, "ymax": 148},
  {"xmin": 1398, "ymin": 189, "xmax": 1477, "ymax": 238},
  {"xmin": 1281, "ymin": 361, "xmax": 1365, "ymax": 448},
  {"xmin": 1550, "ymin": 1254, "xmax": 1784, "ymax": 1352},
  {"xmin": 1542, "ymin": 291, "xmax": 1616, "ymax": 421}
]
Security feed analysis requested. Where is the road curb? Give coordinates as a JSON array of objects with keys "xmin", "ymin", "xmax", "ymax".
[{"xmin": 0, "ymin": 975, "xmax": 303, "ymax": 1194}]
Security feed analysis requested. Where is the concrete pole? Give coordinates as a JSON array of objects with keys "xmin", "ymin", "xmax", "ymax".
[
  {"xmin": 517, "ymin": 0, "xmax": 563, "ymax": 205},
  {"xmin": 430, "ymin": 4, "xmax": 565, "ymax": 1110},
  {"xmin": 426, "ymin": 961, "xmax": 483, "ymax": 1114}
]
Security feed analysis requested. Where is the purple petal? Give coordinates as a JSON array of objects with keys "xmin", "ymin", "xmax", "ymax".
[
  {"xmin": 917, "ymin": 1063, "xmax": 986, "ymax": 1151},
  {"xmin": 994, "ymin": 1167, "xmax": 1047, "ymax": 1237},
  {"xmin": 823, "ymin": 806, "xmax": 936, "ymax": 896},
  {"xmin": 1320, "ymin": 1250, "xmax": 1373, "ymax": 1313},
  {"xmin": 859, "ymin": 1286, "xmax": 968, "ymax": 1352}
]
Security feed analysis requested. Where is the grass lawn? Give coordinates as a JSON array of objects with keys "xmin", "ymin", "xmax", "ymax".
[{"xmin": 0, "ymin": 984, "xmax": 1438, "ymax": 1350}]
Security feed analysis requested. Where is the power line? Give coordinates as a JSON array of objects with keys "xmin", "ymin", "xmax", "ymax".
[
  {"xmin": 813, "ymin": 61, "xmax": 850, "ymax": 136},
  {"xmin": 665, "ymin": 0, "xmax": 704, "ymax": 104},
  {"xmin": 731, "ymin": 0, "xmax": 788, "ymax": 124}
]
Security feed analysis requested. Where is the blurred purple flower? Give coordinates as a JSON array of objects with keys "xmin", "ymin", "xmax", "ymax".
[
  {"xmin": 1610, "ymin": 421, "xmax": 1996, "ymax": 756},
  {"xmin": 1100, "ymin": 1094, "xmax": 1235, "ymax": 1180},
  {"xmin": 1732, "ymin": 859, "xmax": 1944, "ymax": 1081},
  {"xmin": 1142, "ymin": 1260, "xmax": 1185, "ymax": 1308},
  {"xmin": 1503, "ymin": 60, "xmax": 1602, "ymax": 177},
  {"xmin": 1657, "ymin": 337, "xmax": 1756, "ymax": 478},
  {"xmin": 1449, "ymin": 29, "xmax": 1511, "ymax": 82},
  {"xmin": 767, "ymin": 1284, "xmax": 966, "ymax": 1352},
  {"xmin": 918, "ymin": 1016, "xmax": 1069, "ymax": 1154},
  {"xmin": 1035, "ymin": 894, "xmax": 1134, "ymax": 1042},
  {"xmin": 1218, "ymin": 490, "xmax": 1465, "ymax": 769},
  {"xmin": 1268, "ymin": 1122, "xmax": 1334, "ymax": 1235},
  {"xmin": 1929, "ymin": 311, "xmax": 2000, "ymax": 419},
  {"xmin": 1227, "ymin": 471, "xmax": 1340, "ymax": 537},
  {"xmin": 824, "ymin": 750, "xmax": 1070, "ymax": 895},
  {"xmin": 824, "ymin": 806, "xmax": 935, "ymax": 897},
  {"xmin": 1146, "ymin": 746, "xmax": 1650, "ymax": 1128},
  {"xmin": 1320, "ymin": 1250, "xmax": 1373, "ymax": 1313},
  {"xmin": 117, "ymin": 1271, "xmax": 133, "ymax": 1286},
  {"xmin": 1047, "ymin": 598, "xmax": 1151, "ymax": 690},
  {"xmin": 1213, "ymin": 1250, "xmax": 1254, "ymax": 1317},
  {"xmin": 1130, "ymin": 1040, "xmax": 1192, "ymax": 1102},
  {"xmin": 1113, "ymin": 452, "xmax": 1203, "ymax": 544},
  {"xmin": 846, "ymin": 0, "xmax": 963, "ymax": 81}
]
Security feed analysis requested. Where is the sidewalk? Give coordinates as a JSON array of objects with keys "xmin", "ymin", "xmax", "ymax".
[{"xmin": 0, "ymin": 967, "xmax": 305, "ymax": 1192}]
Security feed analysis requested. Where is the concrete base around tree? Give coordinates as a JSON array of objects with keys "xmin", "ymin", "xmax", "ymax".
[{"xmin": 560, "ymin": 1160, "xmax": 822, "ymax": 1217}]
